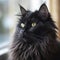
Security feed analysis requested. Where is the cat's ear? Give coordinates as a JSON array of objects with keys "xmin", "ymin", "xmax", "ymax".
[
  {"xmin": 39, "ymin": 3, "xmax": 49, "ymax": 20},
  {"xmin": 19, "ymin": 5, "xmax": 27, "ymax": 15}
]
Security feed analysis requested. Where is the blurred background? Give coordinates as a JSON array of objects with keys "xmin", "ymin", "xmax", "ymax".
[{"xmin": 0, "ymin": 0, "xmax": 60, "ymax": 60}]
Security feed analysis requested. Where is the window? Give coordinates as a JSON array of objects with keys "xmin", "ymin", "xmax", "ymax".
[
  {"xmin": 0, "ymin": 0, "xmax": 9, "ymax": 55},
  {"xmin": 0, "ymin": 0, "xmax": 16, "ymax": 55}
]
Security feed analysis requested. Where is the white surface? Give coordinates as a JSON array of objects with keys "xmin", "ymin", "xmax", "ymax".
[
  {"xmin": 0, "ymin": 42, "xmax": 9, "ymax": 55},
  {"xmin": 0, "ymin": 47, "xmax": 9, "ymax": 55}
]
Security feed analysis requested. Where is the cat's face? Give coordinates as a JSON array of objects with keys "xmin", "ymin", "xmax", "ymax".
[{"xmin": 17, "ymin": 4, "xmax": 56, "ymax": 42}]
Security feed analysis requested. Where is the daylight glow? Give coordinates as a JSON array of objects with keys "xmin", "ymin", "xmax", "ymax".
[
  {"xmin": 30, "ymin": 0, "xmax": 41, "ymax": 11},
  {"xmin": 30, "ymin": 0, "xmax": 49, "ymax": 11}
]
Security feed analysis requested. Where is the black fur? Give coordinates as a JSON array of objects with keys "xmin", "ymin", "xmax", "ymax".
[{"xmin": 9, "ymin": 3, "xmax": 60, "ymax": 60}]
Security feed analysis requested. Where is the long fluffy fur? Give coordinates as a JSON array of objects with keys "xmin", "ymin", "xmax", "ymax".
[{"xmin": 9, "ymin": 4, "xmax": 60, "ymax": 60}]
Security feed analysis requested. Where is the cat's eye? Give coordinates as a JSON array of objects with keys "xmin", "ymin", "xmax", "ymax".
[
  {"xmin": 21, "ymin": 23, "xmax": 25, "ymax": 28},
  {"xmin": 32, "ymin": 22, "xmax": 36, "ymax": 27}
]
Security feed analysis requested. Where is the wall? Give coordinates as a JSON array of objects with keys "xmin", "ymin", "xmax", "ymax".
[{"xmin": 49, "ymin": 0, "xmax": 60, "ymax": 38}]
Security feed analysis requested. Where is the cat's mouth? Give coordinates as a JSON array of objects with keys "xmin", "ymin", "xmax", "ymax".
[{"xmin": 23, "ymin": 32, "xmax": 43, "ymax": 42}]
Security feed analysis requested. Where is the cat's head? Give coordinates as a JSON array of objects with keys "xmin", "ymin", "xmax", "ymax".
[{"xmin": 16, "ymin": 3, "xmax": 57, "ymax": 43}]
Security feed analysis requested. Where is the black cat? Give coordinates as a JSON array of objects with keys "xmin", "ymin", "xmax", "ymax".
[{"xmin": 9, "ymin": 3, "xmax": 60, "ymax": 60}]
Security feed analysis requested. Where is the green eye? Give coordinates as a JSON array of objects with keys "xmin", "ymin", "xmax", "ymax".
[
  {"xmin": 32, "ymin": 22, "xmax": 36, "ymax": 27},
  {"xmin": 21, "ymin": 23, "xmax": 25, "ymax": 28}
]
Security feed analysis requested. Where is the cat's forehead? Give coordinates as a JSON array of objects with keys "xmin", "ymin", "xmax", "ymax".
[
  {"xmin": 24, "ymin": 11, "xmax": 38, "ymax": 20},
  {"xmin": 20, "ymin": 11, "xmax": 40, "ymax": 23}
]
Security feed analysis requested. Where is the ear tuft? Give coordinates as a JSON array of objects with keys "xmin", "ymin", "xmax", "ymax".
[
  {"xmin": 19, "ymin": 4, "xmax": 27, "ymax": 15},
  {"xmin": 39, "ymin": 3, "xmax": 49, "ymax": 20}
]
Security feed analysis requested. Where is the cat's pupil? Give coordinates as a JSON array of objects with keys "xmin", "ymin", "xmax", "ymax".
[
  {"xmin": 21, "ymin": 23, "xmax": 25, "ymax": 28},
  {"xmin": 32, "ymin": 22, "xmax": 36, "ymax": 27}
]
